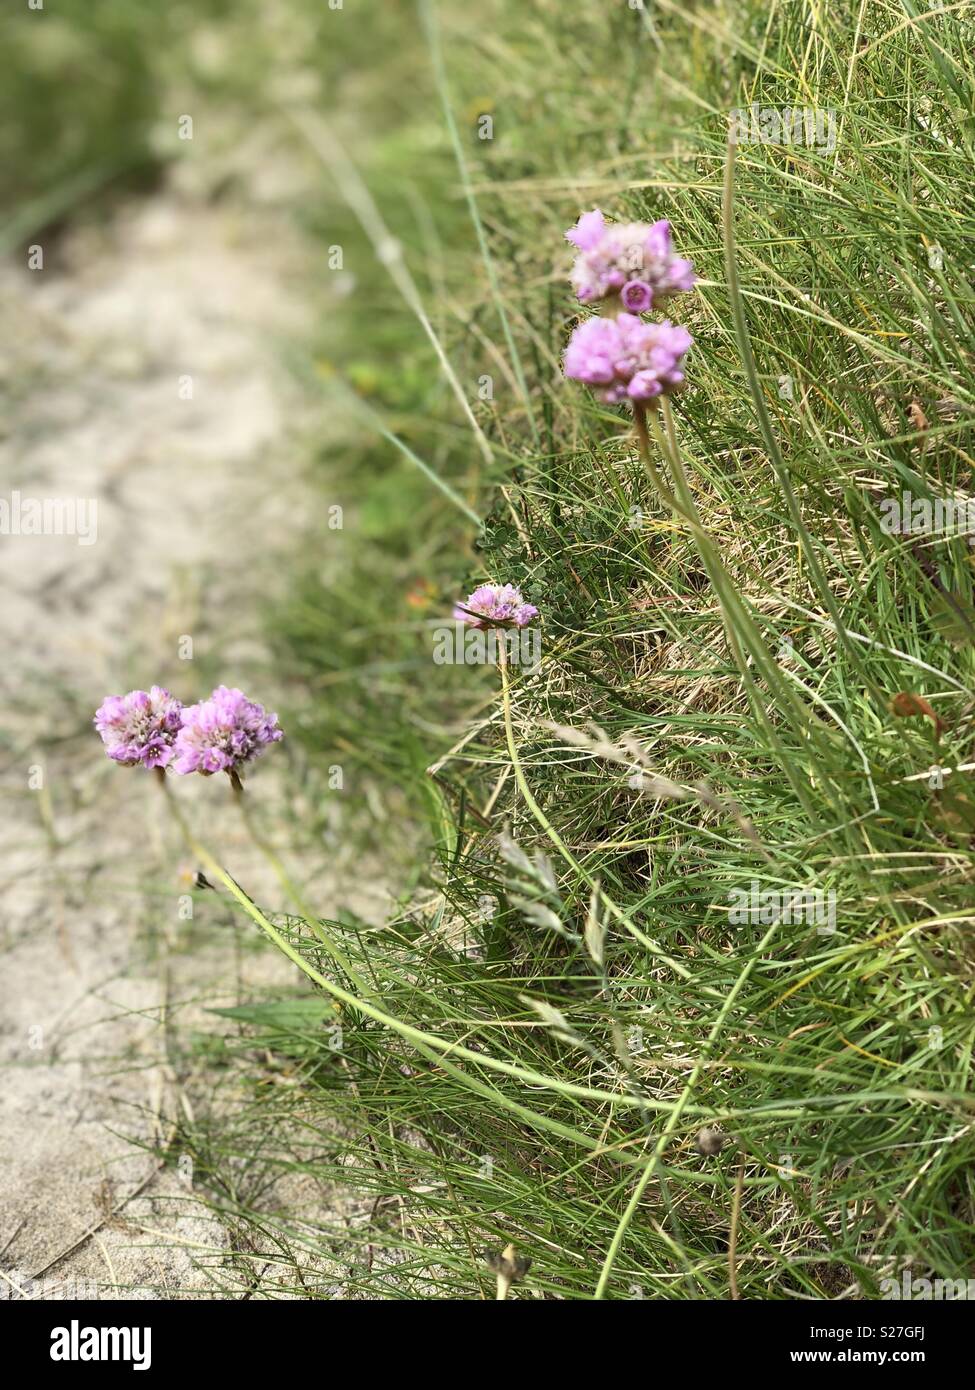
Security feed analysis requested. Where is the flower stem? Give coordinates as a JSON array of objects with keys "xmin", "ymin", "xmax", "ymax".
[
  {"xmin": 152, "ymin": 770, "xmax": 681, "ymax": 1139},
  {"xmin": 635, "ymin": 398, "xmax": 822, "ymax": 820},
  {"xmin": 631, "ymin": 400, "xmax": 699, "ymax": 532},
  {"xmin": 157, "ymin": 772, "xmax": 368, "ymax": 996},
  {"xmin": 229, "ymin": 774, "xmax": 316, "ymax": 923}
]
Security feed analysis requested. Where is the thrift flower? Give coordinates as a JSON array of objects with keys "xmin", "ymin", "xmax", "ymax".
[
  {"xmin": 94, "ymin": 687, "xmax": 183, "ymax": 769},
  {"xmin": 565, "ymin": 209, "xmax": 695, "ymax": 309},
  {"xmin": 173, "ymin": 685, "xmax": 283, "ymax": 776},
  {"xmin": 563, "ymin": 314, "xmax": 692, "ymax": 403},
  {"xmin": 454, "ymin": 583, "xmax": 538, "ymax": 629}
]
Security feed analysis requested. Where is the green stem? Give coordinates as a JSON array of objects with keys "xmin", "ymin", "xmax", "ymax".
[
  {"xmin": 230, "ymin": 777, "xmax": 332, "ymax": 945},
  {"xmin": 636, "ymin": 399, "xmax": 823, "ymax": 820},
  {"xmin": 160, "ymin": 772, "xmax": 368, "ymax": 996},
  {"xmin": 155, "ymin": 771, "xmax": 699, "ymax": 1123}
]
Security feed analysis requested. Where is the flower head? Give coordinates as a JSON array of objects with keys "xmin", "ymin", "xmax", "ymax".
[
  {"xmin": 454, "ymin": 583, "xmax": 538, "ymax": 629},
  {"xmin": 94, "ymin": 687, "xmax": 184, "ymax": 769},
  {"xmin": 563, "ymin": 314, "xmax": 692, "ymax": 403},
  {"xmin": 566, "ymin": 211, "xmax": 695, "ymax": 310},
  {"xmin": 173, "ymin": 685, "xmax": 283, "ymax": 776}
]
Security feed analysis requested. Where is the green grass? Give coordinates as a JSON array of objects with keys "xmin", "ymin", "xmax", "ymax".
[
  {"xmin": 11, "ymin": 0, "xmax": 975, "ymax": 1299},
  {"xmin": 222, "ymin": 0, "xmax": 975, "ymax": 1299}
]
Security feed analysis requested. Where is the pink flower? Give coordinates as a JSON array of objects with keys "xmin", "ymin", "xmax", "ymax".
[
  {"xmin": 173, "ymin": 686, "xmax": 282, "ymax": 776},
  {"xmin": 565, "ymin": 208, "xmax": 607, "ymax": 252},
  {"xmin": 565, "ymin": 211, "xmax": 696, "ymax": 311},
  {"xmin": 454, "ymin": 583, "xmax": 538, "ymax": 629},
  {"xmin": 94, "ymin": 687, "xmax": 183, "ymax": 769},
  {"xmin": 563, "ymin": 314, "xmax": 692, "ymax": 403}
]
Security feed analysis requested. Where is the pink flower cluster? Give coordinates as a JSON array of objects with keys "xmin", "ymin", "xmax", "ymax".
[
  {"xmin": 563, "ymin": 314, "xmax": 692, "ymax": 403},
  {"xmin": 565, "ymin": 209, "xmax": 696, "ymax": 311},
  {"xmin": 454, "ymin": 582, "xmax": 538, "ymax": 628},
  {"xmin": 95, "ymin": 684, "xmax": 282, "ymax": 777},
  {"xmin": 562, "ymin": 207, "xmax": 697, "ymax": 403},
  {"xmin": 94, "ymin": 686, "xmax": 184, "ymax": 770},
  {"xmin": 173, "ymin": 686, "xmax": 283, "ymax": 776}
]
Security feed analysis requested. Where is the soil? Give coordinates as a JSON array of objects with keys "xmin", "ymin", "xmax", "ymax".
[{"xmin": 0, "ymin": 187, "xmax": 379, "ymax": 1299}]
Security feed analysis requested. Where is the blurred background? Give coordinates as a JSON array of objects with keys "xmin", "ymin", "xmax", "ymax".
[{"xmin": 0, "ymin": 0, "xmax": 483, "ymax": 1297}]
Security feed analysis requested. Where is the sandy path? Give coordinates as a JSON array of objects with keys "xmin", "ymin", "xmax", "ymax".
[{"xmin": 0, "ymin": 191, "xmax": 368, "ymax": 1298}]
